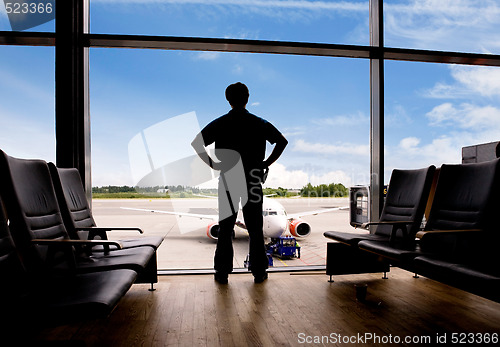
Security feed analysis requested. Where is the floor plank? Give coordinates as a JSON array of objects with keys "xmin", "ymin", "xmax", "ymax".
[{"xmin": 27, "ymin": 268, "xmax": 500, "ymax": 346}]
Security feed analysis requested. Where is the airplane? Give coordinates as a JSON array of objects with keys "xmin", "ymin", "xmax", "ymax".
[{"xmin": 121, "ymin": 196, "xmax": 347, "ymax": 241}]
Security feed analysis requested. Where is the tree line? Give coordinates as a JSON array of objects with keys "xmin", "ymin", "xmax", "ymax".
[
  {"xmin": 93, "ymin": 183, "xmax": 348, "ymax": 198},
  {"xmin": 299, "ymin": 183, "xmax": 349, "ymax": 198}
]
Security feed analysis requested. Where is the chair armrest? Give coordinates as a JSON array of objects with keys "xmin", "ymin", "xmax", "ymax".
[
  {"xmin": 77, "ymin": 227, "xmax": 144, "ymax": 240},
  {"xmin": 360, "ymin": 220, "xmax": 416, "ymax": 229},
  {"xmin": 416, "ymin": 229, "xmax": 482, "ymax": 239},
  {"xmin": 32, "ymin": 238, "xmax": 123, "ymax": 255},
  {"xmin": 416, "ymin": 229, "xmax": 484, "ymax": 255},
  {"xmin": 361, "ymin": 221, "xmax": 418, "ymax": 246}
]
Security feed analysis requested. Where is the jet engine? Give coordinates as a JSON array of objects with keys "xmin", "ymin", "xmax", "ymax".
[
  {"xmin": 288, "ymin": 218, "xmax": 311, "ymax": 237},
  {"xmin": 206, "ymin": 222, "xmax": 220, "ymax": 240}
]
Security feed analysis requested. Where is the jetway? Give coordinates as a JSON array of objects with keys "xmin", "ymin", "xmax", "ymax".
[{"xmin": 462, "ymin": 141, "xmax": 499, "ymax": 164}]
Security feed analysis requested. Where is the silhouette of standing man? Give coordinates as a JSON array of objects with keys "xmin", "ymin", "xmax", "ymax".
[{"xmin": 192, "ymin": 82, "xmax": 288, "ymax": 284}]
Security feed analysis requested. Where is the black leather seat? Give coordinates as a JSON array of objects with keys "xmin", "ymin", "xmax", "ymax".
[
  {"xmin": 408, "ymin": 158, "xmax": 500, "ymax": 302},
  {"xmin": 0, "ymin": 150, "xmax": 157, "ymax": 287},
  {"xmin": 358, "ymin": 159, "xmax": 500, "ymax": 268},
  {"xmin": 0, "ymin": 198, "xmax": 137, "ymax": 329},
  {"xmin": 324, "ymin": 166, "xmax": 435, "ymax": 247},
  {"xmin": 412, "ymin": 255, "xmax": 500, "ymax": 302},
  {"xmin": 48, "ymin": 163, "xmax": 164, "ymax": 250}
]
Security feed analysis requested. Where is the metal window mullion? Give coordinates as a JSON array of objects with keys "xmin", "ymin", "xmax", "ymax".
[
  {"xmin": 55, "ymin": 0, "xmax": 91, "ymax": 203},
  {"xmin": 369, "ymin": 0, "xmax": 384, "ymax": 228}
]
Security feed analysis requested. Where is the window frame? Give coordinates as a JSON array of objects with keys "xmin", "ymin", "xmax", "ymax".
[{"xmin": 1, "ymin": 0, "xmax": 500, "ymax": 227}]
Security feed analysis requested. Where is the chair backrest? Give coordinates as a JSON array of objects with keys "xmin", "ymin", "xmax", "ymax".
[
  {"xmin": 0, "ymin": 150, "xmax": 70, "ymax": 272},
  {"xmin": 48, "ymin": 164, "xmax": 96, "ymax": 240},
  {"xmin": 426, "ymin": 158, "xmax": 500, "ymax": 232},
  {"xmin": 0, "ymin": 201, "xmax": 30, "ymax": 298},
  {"xmin": 374, "ymin": 166, "xmax": 436, "ymax": 238}
]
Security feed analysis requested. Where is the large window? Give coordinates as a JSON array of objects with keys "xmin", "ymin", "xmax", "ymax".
[
  {"xmin": 90, "ymin": 0, "xmax": 370, "ymax": 45},
  {"xmin": 2, "ymin": 0, "xmax": 499, "ymax": 271},
  {"xmin": 90, "ymin": 49, "xmax": 369, "ymax": 269},
  {"xmin": 384, "ymin": 60, "xmax": 500, "ymax": 179},
  {"xmin": 0, "ymin": 46, "xmax": 55, "ymax": 160}
]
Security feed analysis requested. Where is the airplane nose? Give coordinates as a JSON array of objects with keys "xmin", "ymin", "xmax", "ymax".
[
  {"xmin": 280, "ymin": 219, "xmax": 288, "ymax": 233},
  {"xmin": 265, "ymin": 216, "xmax": 289, "ymax": 239}
]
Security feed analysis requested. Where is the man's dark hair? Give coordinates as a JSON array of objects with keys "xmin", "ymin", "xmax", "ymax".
[{"xmin": 225, "ymin": 82, "xmax": 249, "ymax": 108}]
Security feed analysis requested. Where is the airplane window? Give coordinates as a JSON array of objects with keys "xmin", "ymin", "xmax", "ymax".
[{"xmin": 269, "ymin": 211, "xmax": 278, "ymax": 216}]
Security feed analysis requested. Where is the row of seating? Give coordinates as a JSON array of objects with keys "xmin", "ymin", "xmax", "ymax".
[
  {"xmin": 325, "ymin": 158, "xmax": 500, "ymax": 303},
  {"xmin": 0, "ymin": 150, "xmax": 164, "ymax": 327}
]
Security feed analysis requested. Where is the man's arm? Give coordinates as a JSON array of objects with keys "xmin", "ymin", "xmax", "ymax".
[
  {"xmin": 263, "ymin": 134, "xmax": 288, "ymax": 168},
  {"xmin": 191, "ymin": 133, "xmax": 216, "ymax": 169}
]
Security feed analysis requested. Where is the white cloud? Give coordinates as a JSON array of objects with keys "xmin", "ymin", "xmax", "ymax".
[
  {"xmin": 264, "ymin": 163, "xmax": 309, "ymax": 188},
  {"xmin": 386, "ymin": 101, "xmax": 500, "ymax": 171},
  {"xmin": 311, "ymin": 111, "xmax": 369, "ymax": 127},
  {"xmin": 283, "ymin": 130, "xmax": 305, "ymax": 138},
  {"xmin": 399, "ymin": 137, "xmax": 420, "ymax": 151},
  {"xmin": 292, "ymin": 139, "xmax": 368, "ymax": 156},
  {"xmin": 392, "ymin": 136, "xmax": 456, "ymax": 166},
  {"xmin": 193, "ymin": 51, "xmax": 221, "ymax": 61},
  {"xmin": 450, "ymin": 66, "xmax": 500, "ymax": 98},
  {"xmin": 425, "ymin": 66, "xmax": 500, "ymax": 99},
  {"xmin": 385, "ymin": 0, "xmax": 500, "ymax": 52},
  {"xmin": 423, "ymin": 82, "xmax": 469, "ymax": 99},
  {"xmin": 264, "ymin": 162, "xmax": 353, "ymax": 188},
  {"xmin": 427, "ymin": 102, "xmax": 500, "ymax": 131},
  {"xmin": 194, "ymin": 162, "xmax": 355, "ymax": 189},
  {"xmin": 410, "ymin": 63, "xmax": 500, "ymax": 170},
  {"xmin": 386, "ymin": 135, "xmax": 461, "ymax": 174}
]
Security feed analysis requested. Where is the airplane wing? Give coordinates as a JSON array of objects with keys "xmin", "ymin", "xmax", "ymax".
[
  {"xmin": 193, "ymin": 194, "xmax": 217, "ymax": 199},
  {"xmin": 287, "ymin": 206, "xmax": 348, "ymax": 219},
  {"xmin": 121, "ymin": 206, "xmax": 248, "ymax": 232},
  {"xmin": 120, "ymin": 207, "xmax": 217, "ymax": 221}
]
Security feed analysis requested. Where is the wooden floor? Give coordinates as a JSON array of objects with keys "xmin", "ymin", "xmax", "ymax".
[{"xmin": 29, "ymin": 268, "xmax": 500, "ymax": 346}]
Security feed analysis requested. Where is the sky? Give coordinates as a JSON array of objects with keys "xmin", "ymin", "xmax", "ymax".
[{"xmin": 1, "ymin": 0, "xmax": 500, "ymax": 189}]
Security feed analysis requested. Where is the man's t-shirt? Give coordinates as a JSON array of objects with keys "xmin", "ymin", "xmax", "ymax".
[{"xmin": 200, "ymin": 108, "xmax": 282, "ymax": 172}]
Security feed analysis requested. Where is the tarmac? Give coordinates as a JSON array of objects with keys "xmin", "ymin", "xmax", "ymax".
[{"xmin": 92, "ymin": 197, "xmax": 366, "ymax": 272}]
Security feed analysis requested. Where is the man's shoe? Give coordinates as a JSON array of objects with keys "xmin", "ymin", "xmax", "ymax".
[
  {"xmin": 253, "ymin": 272, "xmax": 268, "ymax": 283},
  {"xmin": 214, "ymin": 272, "xmax": 228, "ymax": 284}
]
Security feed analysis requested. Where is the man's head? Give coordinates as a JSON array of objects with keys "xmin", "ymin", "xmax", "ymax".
[{"xmin": 226, "ymin": 82, "xmax": 249, "ymax": 108}]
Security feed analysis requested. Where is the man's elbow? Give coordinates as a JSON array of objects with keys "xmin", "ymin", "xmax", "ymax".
[{"xmin": 279, "ymin": 136, "xmax": 288, "ymax": 148}]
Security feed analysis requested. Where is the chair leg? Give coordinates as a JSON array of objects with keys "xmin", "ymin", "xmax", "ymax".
[
  {"xmin": 413, "ymin": 273, "xmax": 419, "ymax": 278},
  {"xmin": 328, "ymin": 275, "xmax": 334, "ymax": 283},
  {"xmin": 149, "ymin": 283, "xmax": 156, "ymax": 291},
  {"xmin": 382, "ymin": 272, "xmax": 388, "ymax": 279}
]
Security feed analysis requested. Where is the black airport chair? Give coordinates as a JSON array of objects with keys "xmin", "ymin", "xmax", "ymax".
[
  {"xmin": 324, "ymin": 166, "xmax": 435, "ymax": 248},
  {"xmin": 358, "ymin": 159, "xmax": 500, "ymax": 267},
  {"xmin": 0, "ymin": 150, "xmax": 157, "ymax": 289},
  {"xmin": 48, "ymin": 163, "xmax": 164, "ymax": 251},
  {"xmin": 0, "ymin": 198, "xmax": 137, "ymax": 331}
]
